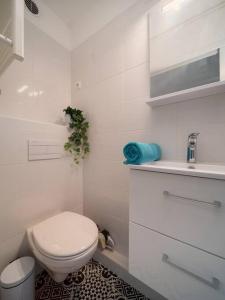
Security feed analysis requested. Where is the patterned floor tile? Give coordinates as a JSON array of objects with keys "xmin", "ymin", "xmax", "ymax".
[{"xmin": 35, "ymin": 259, "xmax": 149, "ymax": 300}]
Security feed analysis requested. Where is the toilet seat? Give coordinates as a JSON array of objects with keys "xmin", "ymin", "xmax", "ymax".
[{"xmin": 32, "ymin": 212, "xmax": 98, "ymax": 260}]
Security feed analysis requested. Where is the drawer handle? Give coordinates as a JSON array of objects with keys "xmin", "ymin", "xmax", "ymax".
[
  {"xmin": 163, "ymin": 191, "xmax": 221, "ymax": 207},
  {"xmin": 162, "ymin": 254, "xmax": 220, "ymax": 290}
]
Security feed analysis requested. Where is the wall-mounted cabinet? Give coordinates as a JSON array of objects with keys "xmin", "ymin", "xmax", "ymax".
[
  {"xmin": 148, "ymin": 0, "xmax": 225, "ymax": 106},
  {"xmin": 0, "ymin": 0, "xmax": 24, "ymax": 76}
]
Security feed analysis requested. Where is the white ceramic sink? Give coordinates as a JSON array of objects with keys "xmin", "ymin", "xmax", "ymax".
[{"xmin": 130, "ymin": 161, "xmax": 225, "ymax": 180}]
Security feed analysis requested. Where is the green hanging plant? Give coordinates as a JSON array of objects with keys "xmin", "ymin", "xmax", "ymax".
[{"xmin": 63, "ymin": 106, "xmax": 90, "ymax": 164}]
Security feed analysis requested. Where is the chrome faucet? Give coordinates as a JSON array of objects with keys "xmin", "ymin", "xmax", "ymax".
[{"xmin": 187, "ymin": 133, "xmax": 199, "ymax": 163}]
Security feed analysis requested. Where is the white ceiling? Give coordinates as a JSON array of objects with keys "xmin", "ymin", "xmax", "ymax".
[{"xmin": 42, "ymin": 0, "xmax": 138, "ymax": 49}]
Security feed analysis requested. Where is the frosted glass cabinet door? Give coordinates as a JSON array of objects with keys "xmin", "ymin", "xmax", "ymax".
[{"xmin": 0, "ymin": 0, "xmax": 24, "ymax": 76}]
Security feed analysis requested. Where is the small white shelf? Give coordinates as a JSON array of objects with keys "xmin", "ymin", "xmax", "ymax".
[{"xmin": 147, "ymin": 80, "xmax": 225, "ymax": 107}]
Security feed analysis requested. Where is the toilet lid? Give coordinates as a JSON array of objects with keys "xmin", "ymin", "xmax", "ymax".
[{"xmin": 32, "ymin": 212, "xmax": 98, "ymax": 258}]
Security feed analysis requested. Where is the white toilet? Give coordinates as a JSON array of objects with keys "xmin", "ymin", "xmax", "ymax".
[{"xmin": 27, "ymin": 211, "xmax": 98, "ymax": 282}]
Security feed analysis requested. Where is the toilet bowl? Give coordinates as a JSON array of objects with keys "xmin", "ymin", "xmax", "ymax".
[{"xmin": 27, "ymin": 211, "xmax": 98, "ymax": 282}]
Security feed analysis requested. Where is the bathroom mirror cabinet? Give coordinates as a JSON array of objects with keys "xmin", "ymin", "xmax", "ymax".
[{"xmin": 148, "ymin": 0, "xmax": 225, "ymax": 106}]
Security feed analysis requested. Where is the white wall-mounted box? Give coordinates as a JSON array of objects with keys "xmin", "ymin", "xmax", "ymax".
[{"xmin": 0, "ymin": 0, "xmax": 24, "ymax": 77}]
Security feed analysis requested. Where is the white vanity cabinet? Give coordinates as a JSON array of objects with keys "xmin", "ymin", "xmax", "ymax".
[{"xmin": 129, "ymin": 167, "xmax": 225, "ymax": 300}]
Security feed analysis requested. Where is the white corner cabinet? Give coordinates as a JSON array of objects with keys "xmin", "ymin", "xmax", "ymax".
[
  {"xmin": 0, "ymin": 0, "xmax": 24, "ymax": 76},
  {"xmin": 148, "ymin": 0, "xmax": 225, "ymax": 107},
  {"xmin": 129, "ymin": 167, "xmax": 225, "ymax": 300}
]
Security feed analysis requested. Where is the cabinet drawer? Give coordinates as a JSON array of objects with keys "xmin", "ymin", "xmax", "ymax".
[
  {"xmin": 130, "ymin": 170, "xmax": 225, "ymax": 258},
  {"xmin": 129, "ymin": 222, "xmax": 225, "ymax": 300}
]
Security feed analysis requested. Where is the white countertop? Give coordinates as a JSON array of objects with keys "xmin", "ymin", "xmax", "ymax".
[{"xmin": 129, "ymin": 161, "xmax": 225, "ymax": 180}]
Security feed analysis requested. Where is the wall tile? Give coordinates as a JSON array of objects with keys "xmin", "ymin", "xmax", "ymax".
[
  {"xmin": 123, "ymin": 63, "xmax": 149, "ymax": 101},
  {"xmin": 92, "ymin": 20, "xmax": 125, "ymax": 82},
  {"xmin": 0, "ymin": 20, "xmax": 71, "ymax": 124},
  {"xmin": 84, "ymin": 182, "xmax": 129, "ymax": 225},
  {"xmin": 88, "ymin": 130, "xmax": 124, "ymax": 162},
  {"xmin": 148, "ymin": 103, "xmax": 178, "ymax": 160},
  {"xmin": 72, "ymin": 42, "xmax": 97, "ymax": 89},
  {"xmin": 124, "ymin": 16, "xmax": 148, "ymax": 70},
  {"xmin": 121, "ymin": 98, "xmax": 151, "ymax": 131},
  {"xmin": 90, "ymin": 76, "xmax": 123, "ymax": 132}
]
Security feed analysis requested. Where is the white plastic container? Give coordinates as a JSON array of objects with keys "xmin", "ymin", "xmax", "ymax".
[{"xmin": 0, "ymin": 257, "xmax": 35, "ymax": 300}]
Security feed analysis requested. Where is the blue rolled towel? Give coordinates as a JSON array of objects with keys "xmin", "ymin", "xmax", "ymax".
[{"xmin": 123, "ymin": 142, "xmax": 161, "ymax": 165}]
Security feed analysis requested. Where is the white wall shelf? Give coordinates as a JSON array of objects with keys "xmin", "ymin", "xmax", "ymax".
[{"xmin": 147, "ymin": 81, "xmax": 225, "ymax": 107}]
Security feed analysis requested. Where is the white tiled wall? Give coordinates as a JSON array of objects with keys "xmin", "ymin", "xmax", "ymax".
[
  {"xmin": 0, "ymin": 20, "xmax": 82, "ymax": 271},
  {"xmin": 71, "ymin": 0, "xmax": 225, "ymax": 260},
  {"xmin": 0, "ymin": 116, "xmax": 83, "ymax": 272},
  {"xmin": 0, "ymin": 19, "xmax": 71, "ymax": 124}
]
